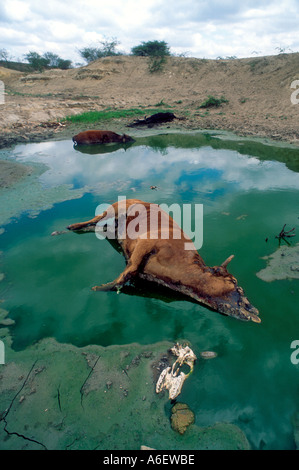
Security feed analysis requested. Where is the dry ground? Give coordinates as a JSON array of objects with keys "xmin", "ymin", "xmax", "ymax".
[{"xmin": 0, "ymin": 53, "xmax": 299, "ymax": 147}]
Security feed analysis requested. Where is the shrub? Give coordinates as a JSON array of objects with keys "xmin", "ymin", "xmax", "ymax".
[
  {"xmin": 148, "ymin": 55, "xmax": 168, "ymax": 73},
  {"xmin": 199, "ymin": 95, "xmax": 229, "ymax": 108},
  {"xmin": 131, "ymin": 40, "xmax": 170, "ymax": 57},
  {"xmin": 24, "ymin": 51, "xmax": 72, "ymax": 71},
  {"xmin": 131, "ymin": 40, "xmax": 170, "ymax": 74},
  {"xmin": 78, "ymin": 38, "xmax": 121, "ymax": 63},
  {"xmin": 24, "ymin": 52, "xmax": 50, "ymax": 71}
]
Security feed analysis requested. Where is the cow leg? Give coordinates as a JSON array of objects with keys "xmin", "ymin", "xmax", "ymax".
[
  {"xmin": 92, "ymin": 242, "xmax": 156, "ymax": 292},
  {"xmin": 91, "ymin": 265, "xmax": 135, "ymax": 292},
  {"xmin": 67, "ymin": 211, "xmax": 108, "ymax": 232}
]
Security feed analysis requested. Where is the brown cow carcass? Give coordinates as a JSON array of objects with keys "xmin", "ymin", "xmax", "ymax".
[
  {"xmin": 66, "ymin": 199, "xmax": 260, "ymax": 323},
  {"xmin": 72, "ymin": 130, "xmax": 134, "ymax": 145}
]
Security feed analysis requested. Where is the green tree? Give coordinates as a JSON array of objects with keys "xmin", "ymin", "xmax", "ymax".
[
  {"xmin": 78, "ymin": 38, "xmax": 121, "ymax": 64},
  {"xmin": 43, "ymin": 52, "xmax": 72, "ymax": 69},
  {"xmin": 43, "ymin": 52, "xmax": 61, "ymax": 67},
  {"xmin": 78, "ymin": 47, "xmax": 100, "ymax": 63},
  {"xmin": 24, "ymin": 51, "xmax": 72, "ymax": 70},
  {"xmin": 131, "ymin": 40, "xmax": 170, "ymax": 73},
  {"xmin": 56, "ymin": 58, "xmax": 72, "ymax": 69},
  {"xmin": 24, "ymin": 51, "xmax": 50, "ymax": 71},
  {"xmin": 131, "ymin": 40, "xmax": 170, "ymax": 57},
  {"xmin": 99, "ymin": 38, "xmax": 120, "ymax": 56}
]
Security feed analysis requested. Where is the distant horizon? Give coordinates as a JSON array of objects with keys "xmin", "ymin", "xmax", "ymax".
[{"xmin": 1, "ymin": 47, "xmax": 298, "ymax": 70}]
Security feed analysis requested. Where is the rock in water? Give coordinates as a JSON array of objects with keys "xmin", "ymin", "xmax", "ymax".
[
  {"xmin": 200, "ymin": 350, "xmax": 217, "ymax": 359},
  {"xmin": 171, "ymin": 403, "xmax": 195, "ymax": 435}
]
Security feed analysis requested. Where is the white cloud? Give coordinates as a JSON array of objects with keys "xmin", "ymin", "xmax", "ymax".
[
  {"xmin": 0, "ymin": 0, "xmax": 298, "ymax": 63},
  {"xmin": 3, "ymin": 0, "xmax": 31, "ymax": 22},
  {"xmin": 47, "ymin": 22, "xmax": 82, "ymax": 42}
]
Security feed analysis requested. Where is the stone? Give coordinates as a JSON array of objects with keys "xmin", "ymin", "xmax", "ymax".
[
  {"xmin": 171, "ymin": 402, "xmax": 195, "ymax": 435},
  {"xmin": 200, "ymin": 350, "xmax": 218, "ymax": 359}
]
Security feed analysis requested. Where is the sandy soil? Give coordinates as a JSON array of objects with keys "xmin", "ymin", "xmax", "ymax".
[{"xmin": 0, "ymin": 53, "xmax": 299, "ymax": 149}]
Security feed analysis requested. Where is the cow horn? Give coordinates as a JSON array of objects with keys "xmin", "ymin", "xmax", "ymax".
[{"xmin": 221, "ymin": 254, "xmax": 234, "ymax": 268}]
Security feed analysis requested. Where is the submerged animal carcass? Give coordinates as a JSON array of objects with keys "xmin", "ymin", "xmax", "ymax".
[
  {"xmin": 67, "ymin": 198, "xmax": 260, "ymax": 323},
  {"xmin": 72, "ymin": 130, "xmax": 134, "ymax": 145}
]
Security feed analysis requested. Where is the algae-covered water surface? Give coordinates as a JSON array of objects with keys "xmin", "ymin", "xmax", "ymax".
[{"xmin": 1, "ymin": 131, "xmax": 299, "ymax": 450}]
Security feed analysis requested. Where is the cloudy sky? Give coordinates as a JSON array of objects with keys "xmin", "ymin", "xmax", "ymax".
[{"xmin": 1, "ymin": 0, "xmax": 298, "ymax": 65}]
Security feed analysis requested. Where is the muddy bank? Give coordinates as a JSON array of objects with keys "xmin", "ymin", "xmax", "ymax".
[
  {"xmin": 0, "ymin": 53, "xmax": 299, "ymax": 149},
  {"xmin": 0, "ymin": 104, "xmax": 298, "ymax": 150}
]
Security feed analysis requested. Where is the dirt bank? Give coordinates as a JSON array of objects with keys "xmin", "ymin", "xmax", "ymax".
[{"xmin": 0, "ymin": 53, "xmax": 299, "ymax": 148}]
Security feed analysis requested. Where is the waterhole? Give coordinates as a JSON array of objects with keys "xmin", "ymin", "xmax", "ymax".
[{"xmin": 1, "ymin": 131, "xmax": 299, "ymax": 449}]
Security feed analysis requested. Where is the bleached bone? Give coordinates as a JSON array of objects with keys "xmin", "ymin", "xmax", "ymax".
[{"xmin": 156, "ymin": 343, "xmax": 197, "ymax": 400}]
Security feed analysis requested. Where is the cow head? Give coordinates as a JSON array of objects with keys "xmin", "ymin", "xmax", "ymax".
[{"xmin": 121, "ymin": 134, "xmax": 135, "ymax": 143}]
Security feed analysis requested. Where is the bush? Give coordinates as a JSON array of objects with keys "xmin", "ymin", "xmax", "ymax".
[
  {"xmin": 131, "ymin": 40, "xmax": 170, "ymax": 73},
  {"xmin": 78, "ymin": 38, "xmax": 121, "ymax": 63},
  {"xmin": 24, "ymin": 51, "xmax": 72, "ymax": 71},
  {"xmin": 43, "ymin": 52, "xmax": 72, "ymax": 69},
  {"xmin": 131, "ymin": 40, "xmax": 170, "ymax": 57},
  {"xmin": 199, "ymin": 95, "xmax": 229, "ymax": 108},
  {"xmin": 148, "ymin": 55, "xmax": 168, "ymax": 73},
  {"xmin": 24, "ymin": 52, "xmax": 49, "ymax": 71}
]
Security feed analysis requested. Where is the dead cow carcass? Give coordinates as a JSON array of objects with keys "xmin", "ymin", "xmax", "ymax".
[
  {"xmin": 72, "ymin": 130, "xmax": 134, "ymax": 145},
  {"xmin": 67, "ymin": 199, "xmax": 260, "ymax": 323},
  {"xmin": 128, "ymin": 112, "xmax": 177, "ymax": 128}
]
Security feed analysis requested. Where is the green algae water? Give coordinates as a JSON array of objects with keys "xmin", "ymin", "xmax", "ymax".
[{"xmin": 1, "ymin": 131, "xmax": 299, "ymax": 449}]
